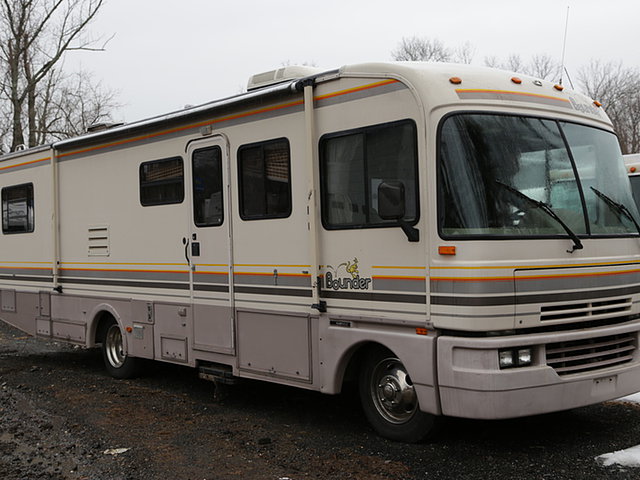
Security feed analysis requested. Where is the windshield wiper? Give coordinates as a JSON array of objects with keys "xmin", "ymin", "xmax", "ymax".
[
  {"xmin": 496, "ymin": 181, "xmax": 583, "ymax": 253},
  {"xmin": 590, "ymin": 187, "xmax": 640, "ymax": 234}
]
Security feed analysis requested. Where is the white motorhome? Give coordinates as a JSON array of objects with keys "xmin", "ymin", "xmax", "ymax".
[
  {"xmin": 625, "ymin": 153, "xmax": 640, "ymax": 209},
  {"xmin": 2, "ymin": 62, "xmax": 640, "ymax": 442}
]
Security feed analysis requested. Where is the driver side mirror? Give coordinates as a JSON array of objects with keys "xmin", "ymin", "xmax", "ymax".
[{"xmin": 378, "ymin": 181, "xmax": 419, "ymax": 242}]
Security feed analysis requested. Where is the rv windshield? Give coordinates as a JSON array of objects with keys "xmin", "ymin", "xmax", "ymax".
[{"xmin": 438, "ymin": 113, "xmax": 640, "ymax": 238}]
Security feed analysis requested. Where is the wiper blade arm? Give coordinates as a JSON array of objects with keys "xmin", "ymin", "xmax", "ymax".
[
  {"xmin": 496, "ymin": 181, "xmax": 583, "ymax": 253},
  {"xmin": 590, "ymin": 187, "xmax": 640, "ymax": 235}
]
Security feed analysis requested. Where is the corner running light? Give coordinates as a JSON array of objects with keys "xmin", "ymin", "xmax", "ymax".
[{"xmin": 499, "ymin": 348, "xmax": 533, "ymax": 369}]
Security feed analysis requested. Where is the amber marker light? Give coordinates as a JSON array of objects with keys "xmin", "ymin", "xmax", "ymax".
[
  {"xmin": 449, "ymin": 77, "xmax": 462, "ymax": 85},
  {"xmin": 554, "ymin": 84, "xmax": 564, "ymax": 91},
  {"xmin": 438, "ymin": 245, "xmax": 456, "ymax": 255},
  {"xmin": 511, "ymin": 77, "xmax": 522, "ymax": 84},
  {"xmin": 594, "ymin": 100, "xmax": 602, "ymax": 107},
  {"xmin": 416, "ymin": 327, "xmax": 429, "ymax": 336},
  {"xmin": 126, "ymin": 326, "xmax": 133, "ymax": 333},
  {"xmin": 631, "ymin": 167, "xmax": 637, "ymax": 173}
]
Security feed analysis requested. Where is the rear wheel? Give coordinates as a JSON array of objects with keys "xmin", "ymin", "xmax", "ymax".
[
  {"xmin": 359, "ymin": 347, "xmax": 438, "ymax": 443},
  {"xmin": 101, "ymin": 322, "xmax": 138, "ymax": 379}
]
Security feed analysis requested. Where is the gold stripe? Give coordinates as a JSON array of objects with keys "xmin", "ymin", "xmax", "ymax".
[
  {"xmin": 456, "ymin": 88, "xmax": 570, "ymax": 103},
  {"xmin": 431, "ymin": 259, "xmax": 640, "ymax": 270},
  {"xmin": 59, "ymin": 80, "xmax": 398, "ymax": 159},
  {"xmin": 0, "ymin": 157, "xmax": 50, "ymax": 171}
]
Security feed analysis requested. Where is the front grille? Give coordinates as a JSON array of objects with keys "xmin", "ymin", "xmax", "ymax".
[
  {"xmin": 546, "ymin": 333, "xmax": 636, "ymax": 375},
  {"xmin": 540, "ymin": 298, "xmax": 632, "ymax": 322}
]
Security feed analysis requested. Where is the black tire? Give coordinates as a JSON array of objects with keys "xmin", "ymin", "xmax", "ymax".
[
  {"xmin": 101, "ymin": 322, "xmax": 139, "ymax": 379},
  {"xmin": 359, "ymin": 347, "xmax": 439, "ymax": 443}
]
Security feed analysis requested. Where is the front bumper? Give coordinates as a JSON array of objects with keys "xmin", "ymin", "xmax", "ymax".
[{"xmin": 437, "ymin": 319, "xmax": 640, "ymax": 419}]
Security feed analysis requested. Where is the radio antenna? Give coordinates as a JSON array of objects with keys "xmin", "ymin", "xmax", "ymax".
[{"xmin": 559, "ymin": 5, "xmax": 570, "ymax": 85}]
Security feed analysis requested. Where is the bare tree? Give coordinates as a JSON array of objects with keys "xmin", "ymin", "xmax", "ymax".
[
  {"xmin": 391, "ymin": 36, "xmax": 453, "ymax": 62},
  {"xmin": 529, "ymin": 54, "xmax": 560, "ymax": 81},
  {"xmin": 452, "ymin": 41, "xmax": 475, "ymax": 64},
  {"xmin": 0, "ymin": 0, "xmax": 108, "ymax": 151},
  {"xmin": 578, "ymin": 60, "xmax": 640, "ymax": 154},
  {"xmin": 35, "ymin": 67, "xmax": 119, "ymax": 143},
  {"xmin": 483, "ymin": 53, "xmax": 560, "ymax": 81}
]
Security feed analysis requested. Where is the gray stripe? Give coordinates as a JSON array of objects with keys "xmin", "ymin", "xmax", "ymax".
[
  {"xmin": 432, "ymin": 269, "xmax": 640, "ymax": 295},
  {"xmin": 194, "ymin": 284, "xmax": 228, "ymax": 293},
  {"xmin": 0, "ymin": 274, "xmax": 53, "ymax": 283},
  {"xmin": 516, "ymin": 270, "xmax": 640, "ymax": 293},
  {"xmin": 322, "ymin": 290, "xmax": 426, "ymax": 304},
  {"xmin": 431, "ymin": 279, "xmax": 512, "ymax": 295},
  {"xmin": 431, "ymin": 294, "xmax": 513, "ymax": 307},
  {"xmin": 193, "ymin": 272, "xmax": 228, "ymax": 285},
  {"xmin": 431, "ymin": 284, "xmax": 640, "ymax": 307},
  {"xmin": 58, "ymin": 80, "xmax": 405, "ymax": 162},
  {"xmin": 59, "ymin": 277, "xmax": 189, "ymax": 290},
  {"xmin": 234, "ymin": 274, "xmax": 311, "ymax": 288},
  {"xmin": 456, "ymin": 90, "xmax": 571, "ymax": 109},
  {"xmin": 235, "ymin": 286, "xmax": 312, "ymax": 297},
  {"xmin": 58, "ymin": 102, "xmax": 305, "ymax": 162},
  {"xmin": 0, "ymin": 158, "xmax": 51, "ymax": 174},
  {"xmin": 0, "ymin": 268, "xmax": 53, "ymax": 276},
  {"xmin": 315, "ymin": 81, "xmax": 406, "ymax": 109},
  {"xmin": 373, "ymin": 277, "xmax": 426, "ymax": 293},
  {"xmin": 60, "ymin": 269, "xmax": 189, "ymax": 283}
]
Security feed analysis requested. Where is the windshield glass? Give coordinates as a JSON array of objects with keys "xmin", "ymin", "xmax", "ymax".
[{"xmin": 438, "ymin": 113, "xmax": 640, "ymax": 238}]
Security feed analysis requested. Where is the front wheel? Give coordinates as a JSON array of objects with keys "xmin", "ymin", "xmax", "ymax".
[
  {"xmin": 101, "ymin": 322, "xmax": 138, "ymax": 379},
  {"xmin": 359, "ymin": 347, "xmax": 439, "ymax": 443}
]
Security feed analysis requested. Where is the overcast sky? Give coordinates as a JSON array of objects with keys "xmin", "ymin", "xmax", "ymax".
[{"xmin": 66, "ymin": 0, "xmax": 640, "ymax": 123}]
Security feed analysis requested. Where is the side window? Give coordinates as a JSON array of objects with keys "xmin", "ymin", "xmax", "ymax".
[
  {"xmin": 320, "ymin": 120, "xmax": 418, "ymax": 229},
  {"xmin": 192, "ymin": 146, "xmax": 223, "ymax": 227},
  {"xmin": 238, "ymin": 138, "xmax": 291, "ymax": 220},
  {"xmin": 139, "ymin": 157, "xmax": 184, "ymax": 206},
  {"xmin": 2, "ymin": 183, "xmax": 34, "ymax": 234}
]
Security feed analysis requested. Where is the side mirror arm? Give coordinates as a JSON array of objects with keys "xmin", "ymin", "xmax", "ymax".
[{"xmin": 400, "ymin": 220, "xmax": 419, "ymax": 242}]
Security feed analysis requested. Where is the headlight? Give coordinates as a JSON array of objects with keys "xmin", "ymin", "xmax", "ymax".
[
  {"xmin": 517, "ymin": 348, "xmax": 532, "ymax": 367},
  {"xmin": 499, "ymin": 347, "xmax": 533, "ymax": 369},
  {"xmin": 499, "ymin": 350, "xmax": 514, "ymax": 369}
]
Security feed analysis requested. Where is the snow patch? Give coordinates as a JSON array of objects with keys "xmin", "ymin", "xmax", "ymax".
[
  {"xmin": 597, "ymin": 445, "xmax": 640, "ymax": 468},
  {"xmin": 616, "ymin": 393, "xmax": 640, "ymax": 404}
]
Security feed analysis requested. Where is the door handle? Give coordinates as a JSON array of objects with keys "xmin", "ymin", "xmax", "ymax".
[{"xmin": 182, "ymin": 237, "xmax": 190, "ymax": 266}]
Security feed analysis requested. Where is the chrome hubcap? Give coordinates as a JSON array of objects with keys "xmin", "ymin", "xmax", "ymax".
[
  {"xmin": 370, "ymin": 357, "xmax": 417, "ymax": 424},
  {"xmin": 105, "ymin": 324, "xmax": 125, "ymax": 368}
]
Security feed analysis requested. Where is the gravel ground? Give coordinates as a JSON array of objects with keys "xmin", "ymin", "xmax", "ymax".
[{"xmin": 2, "ymin": 320, "xmax": 640, "ymax": 479}]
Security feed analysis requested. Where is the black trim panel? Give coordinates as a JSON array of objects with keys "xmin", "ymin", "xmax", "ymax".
[
  {"xmin": 0, "ymin": 274, "xmax": 53, "ymax": 283},
  {"xmin": 194, "ymin": 284, "xmax": 229, "ymax": 293},
  {"xmin": 323, "ymin": 290, "xmax": 426, "ymax": 304},
  {"xmin": 235, "ymin": 286, "xmax": 312, "ymax": 297}
]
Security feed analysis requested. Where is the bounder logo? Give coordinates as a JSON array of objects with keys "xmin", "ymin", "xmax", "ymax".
[{"xmin": 324, "ymin": 258, "xmax": 372, "ymax": 291}]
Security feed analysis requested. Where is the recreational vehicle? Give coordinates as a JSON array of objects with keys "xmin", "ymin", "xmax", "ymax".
[
  {"xmin": 625, "ymin": 153, "xmax": 640, "ymax": 209},
  {"xmin": 2, "ymin": 62, "xmax": 640, "ymax": 442}
]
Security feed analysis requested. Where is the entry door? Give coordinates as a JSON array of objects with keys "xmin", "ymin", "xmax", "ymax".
[{"xmin": 185, "ymin": 136, "xmax": 235, "ymax": 354}]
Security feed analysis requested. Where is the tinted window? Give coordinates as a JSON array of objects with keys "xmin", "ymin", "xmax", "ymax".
[
  {"xmin": 140, "ymin": 157, "xmax": 184, "ymax": 206},
  {"xmin": 320, "ymin": 121, "xmax": 418, "ymax": 229},
  {"xmin": 193, "ymin": 146, "xmax": 223, "ymax": 227},
  {"xmin": 2, "ymin": 183, "xmax": 34, "ymax": 234},
  {"xmin": 238, "ymin": 138, "xmax": 291, "ymax": 220},
  {"xmin": 438, "ymin": 113, "xmax": 640, "ymax": 238}
]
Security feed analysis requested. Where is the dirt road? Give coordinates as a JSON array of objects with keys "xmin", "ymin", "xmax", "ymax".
[{"xmin": 1, "ymin": 320, "xmax": 639, "ymax": 480}]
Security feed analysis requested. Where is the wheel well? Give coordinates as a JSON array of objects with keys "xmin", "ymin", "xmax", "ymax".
[
  {"xmin": 341, "ymin": 342, "xmax": 393, "ymax": 388},
  {"xmin": 93, "ymin": 312, "xmax": 117, "ymax": 345}
]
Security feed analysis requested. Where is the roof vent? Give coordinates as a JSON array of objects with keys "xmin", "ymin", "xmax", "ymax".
[{"xmin": 247, "ymin": 65, "xmax": 322, "ymax": 91}]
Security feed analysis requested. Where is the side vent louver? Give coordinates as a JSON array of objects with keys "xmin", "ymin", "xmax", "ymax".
[{"xmin": 88, "ymin": 225, "xmax": 110, "ymax": 256}]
